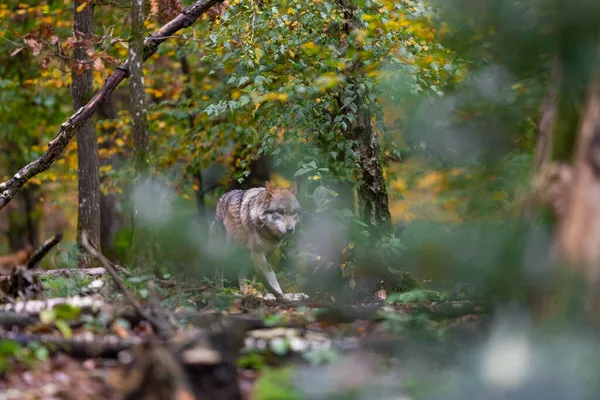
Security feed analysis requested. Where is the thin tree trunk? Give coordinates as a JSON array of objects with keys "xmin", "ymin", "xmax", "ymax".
[
  {"xmin": 180, "ymin": 55, "xmax": 207, "ymax": 224},
  {"xmin": 130, "ymin": 0, "xmax": 153, "ymax": 270},
  {"xmin": 131, "ymin": 1, "xmax": 149, "ymax": 175},
  {"xmin": 534, "ymin": 56, "xmax": 561, "ymax": 171},
  {"xmin": 336, "ymin": 0, "xmax": 392, "ymax": 236},
  {"xmin": 72, "ymin": 0, "xmax": 101, "ymax": 267}
]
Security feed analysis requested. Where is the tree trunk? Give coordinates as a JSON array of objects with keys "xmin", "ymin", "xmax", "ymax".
[
  {"xmin": 336, "ymin": 0, "xmax": 393, "ymax": 236},
  {"xmin": 555, "ymin": 79, "xmax": 600, "ymax": 315},
  {"xmin": 130, "ymin": 1, "xmax": 149, "ymax": 176},
  {"xmin": 534, "ymin": 56, "xmax": 561, "ymax": 171},
  {"xmin": 72, "ymin": 0, "xmax": 101, "ymax": 267},
  {"xmin": 542, "ymin": 32, "xmax": 600, "ymax": 323},
  {"xmin": 130, "ymin": 0, "xmax": 153, "ymax": 270}
]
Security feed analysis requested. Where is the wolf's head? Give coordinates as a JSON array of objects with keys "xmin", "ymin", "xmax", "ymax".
[{"xmin": 261, "ymin": 181, "xmax": 301, "ymax": 238}]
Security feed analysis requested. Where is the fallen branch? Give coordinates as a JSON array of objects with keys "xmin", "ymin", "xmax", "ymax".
[
  {"xmin": 2, "ymin": 332, "xmax": 144, "ymax": 359},
  {"xmin": 25, "ymin": 233, "xmax": 63, "ymax": 269},
  {"xmin": 0, "ymin": 312, "xmax": 37, "ymax": 328},
  {"xmin": 0, "ymin": 295, "xmax": 105, "ymax": 314},
  {"xmin": 0, "ymin": 0, "xmax": 224, "ymax": 210},
  {"xmin": 81, "ymin": 232, "xmax": 173, "ymax": 339},
  {"xmin": 0, "ymin": 267, "xmax": 115, "ymax": 282}
]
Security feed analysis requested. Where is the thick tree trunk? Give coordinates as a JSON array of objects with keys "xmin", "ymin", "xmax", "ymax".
[
  {"xmin": 72, "ymin": 0, "xmax": 101, "ymax": 268},
  {"xmin": 556, "ymin": 80, "xmax": 600, "ymax": 275},
  {"xmin": 130, "ymin": 0, "xmax": 153, "ymax": 270},
  {"xmin": 336, "ymin": 0, "xmax": 392, "ymax": 236},
  {"xmin": 542, "ymin": 34, "xmax": 600, "ymax": 322},
  {"xmin": 344, "ymin": 85, "xmax": 392, "ymax": 235}
]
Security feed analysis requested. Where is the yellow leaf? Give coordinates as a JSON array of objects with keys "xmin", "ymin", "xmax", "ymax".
[
  {"xmin": 270, "ymin": 173, "xmax": 290, "ymax": 188},
  {"xmin": 255, "ymin": 47, "xmax": 264, "ymax": 63},
  {"xmin": 415, "ymin": 171, "xmax": 445, "ymax": 190},
  {"xmin": 76, "ymin": 2, "xmax": 87, "ymax": 12},
  {"xmin": 493, "ymin": 191, "xmax": 508, "ymax": 201},
  {"xmin": 349, "ymin": 278, "xmax": 356, "ymax": 290}
]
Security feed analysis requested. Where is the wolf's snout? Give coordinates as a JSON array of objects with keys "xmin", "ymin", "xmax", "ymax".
[{"xmin": 286, "ymin": 226, "xmax": 295, "ymax": 234}]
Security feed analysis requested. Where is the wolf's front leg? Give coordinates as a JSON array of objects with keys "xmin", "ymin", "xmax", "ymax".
[{"xmin": 250, "ymin": 250, "xmax": 283, "ymax": 297}]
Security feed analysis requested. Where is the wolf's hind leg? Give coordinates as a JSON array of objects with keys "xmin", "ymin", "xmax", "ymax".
[{"xmin": 251, "ymin": 250, "xmax": 283, "ymax": 297}]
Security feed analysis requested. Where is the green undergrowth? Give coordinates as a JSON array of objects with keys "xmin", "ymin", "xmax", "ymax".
[{"xmin": 41, "ymin": 274, "xmax": 95, "ymax": 298}]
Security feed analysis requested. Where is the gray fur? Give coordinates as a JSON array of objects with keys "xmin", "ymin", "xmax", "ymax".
[{"xmin": 211, "ymin": 183, "xmax": 300, "ymax": 297}]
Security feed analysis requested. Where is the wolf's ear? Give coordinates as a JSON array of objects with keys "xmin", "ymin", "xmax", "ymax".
[
  {"xmin": 265, "ymin": 181, "xmax": 275, "ymax": 194},
  {"xmin": 289, "ymin": 182, "xmax": 297, "ymax": 195}
]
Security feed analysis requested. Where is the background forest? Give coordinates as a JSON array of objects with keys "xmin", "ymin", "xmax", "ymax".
[{"xmin": 1, "ymin": 0, "xmax": 600, "ymax": 399}]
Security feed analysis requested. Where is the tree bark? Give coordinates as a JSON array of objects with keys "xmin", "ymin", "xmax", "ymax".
[
  {"xmin": 542, "ymin": 31, "xmax": 600, "ymax": 322},
  {"xmin": 0, "ymin": 0, "xmax": 225, "ymax": 211},
  {"xmin": 130, "ymin": 0, "xmax": 149, "ymax": 176},
  {"xmin": 72, "ymin": 0, "xmax": 101, "ymax": 268},
  {"xmin": 336, "ymin": 0, "xmax": 393, "ymax": 236},
  {"xmin": 556, "ymin": 80, "xmax": 600, "ymax": 272},
  {"xmin": 534, "ymin": 56, "xmax": 561, "ymax": 171},
  {"xmin": 130, "ymin": 0, "xmax": 153, "ymax": 270}
]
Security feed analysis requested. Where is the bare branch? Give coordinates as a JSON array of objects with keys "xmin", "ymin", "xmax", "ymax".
[
  {"xmin": 25, "ymin": 233, "xmax": 63, "ymax": 270},
  {"xmin": 0, "ymin": 0, "xmax": 224, "ymax": 210},
  {"xmin": 81, "ymin": 232, "xmax": 173, "ymax": 338}
]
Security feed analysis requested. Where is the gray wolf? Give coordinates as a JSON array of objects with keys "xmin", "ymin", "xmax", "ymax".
[{"xmin": 210, "ymin": 181, "xmax": 301, "ymax": 297}]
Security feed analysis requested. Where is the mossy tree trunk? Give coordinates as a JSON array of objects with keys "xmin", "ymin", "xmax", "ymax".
[
  {"xmin": 535, "ymin": 26, "xmax": 600, "ymax": 322},
  {"xmin": 335, "ymin": 0, "xmax": 393, "ymax": 238},
  {"xmin": 73, "ymin": 0, "xmax": 101, "ymax": 267},
  {"xmin": 130, "ymin": 0, "xmax": 154, "ymax": 271}
]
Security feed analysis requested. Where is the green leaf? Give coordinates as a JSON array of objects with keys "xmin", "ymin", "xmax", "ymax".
[
  {"xmin": 32, "ymin": 345, "xmax": 49, "ymax": 361},
  {"xmin": 313, "ymin": 185, "xmax": 328, "ymax": 208},
  {"xmin": 0, "ymin": 340, "xmax": 22, "ymax": 356},
  {"xmin": 53, "ymin": 304, "xmax": 81, "ymax": 321},
  {"xmin": 294, "ymin": 168, "xmax": 311, "ymax": 177},
  {"xmin": 55, "ymin": 320, "xmax": 72, "ymax": 339},
  {"xmin": 269, "ymin": 338, "xmax": 290, "ymax": 356},
  {"xmin": 39, "ymin": 309, "xmax": 56, "ymax": 325},
  {"xmin": 386, "ymin": 289, "xmax": 427, "ymax": 304}
]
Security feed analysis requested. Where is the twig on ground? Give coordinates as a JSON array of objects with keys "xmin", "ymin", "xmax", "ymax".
[{"xmin": 81, "ymin": 232, "xmax": 173, "ymax": 338}]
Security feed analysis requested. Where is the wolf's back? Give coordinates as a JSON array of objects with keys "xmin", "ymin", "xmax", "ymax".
[{"xmin": 212, "ymin": 188, "xmax": 265, "ymax": 240}]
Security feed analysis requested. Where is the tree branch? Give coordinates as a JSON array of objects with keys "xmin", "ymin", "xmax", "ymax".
[{"xmin": 0, "ymin": 0, "xmax": 224, "ymax": 210}]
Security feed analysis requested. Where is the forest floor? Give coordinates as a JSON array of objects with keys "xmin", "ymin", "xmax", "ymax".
[{"xmin": 0, "ymin": 266, "xmax": 490, "ymax": 400}]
